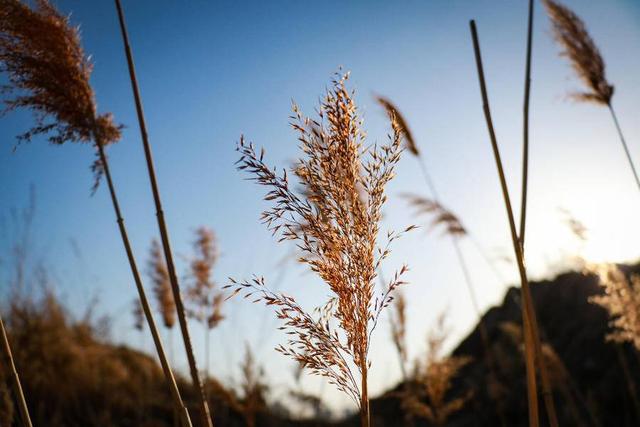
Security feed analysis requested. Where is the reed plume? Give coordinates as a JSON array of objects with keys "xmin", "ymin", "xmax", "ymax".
[
  {"xmin": 111, "ymin": 2, "xmax": 212, "ymax": 423},
  {"xmin": 148, "ymin": 239, "xmax": 176, "ymax": 329},
  {"xmin": 402, "ymin": 195, "xmax": 466, "ymax": 237},
  {"xmin": 186, "ymin": 227, "xmax": 225, "ymax": 384},
  {"xmin": 228, "ymin": 73, "xmax": 408, "ymax": 427},
  {"xmin": 402, "ymin": 315, "xmax": 472, "ymax": 426},
  {"xmin": 587, "ymin": 262, "xmax": 640, "ymax": 425},
  {"xmin": 544, "ymin": 0, "xmax": 640, "ymax": 192},
  {"xmin": 543, "ymin": 0, "xmax": 612, "ymax": 105},
  {"xmin": 187, "ymin": 227, "xmax": 224, "ymax": 330},
  {"xmin": 0, "ymin": 2, "xmax": 191, "ymax": 424},
  {"xmin": 588, "ymin": 264, "xmax": 640, "ymax": 351}
]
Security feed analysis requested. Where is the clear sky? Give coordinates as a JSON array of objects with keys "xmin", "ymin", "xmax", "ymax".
[{"xmin": 1, "ymin": 0, "xmax": 639, "ymax": 415}]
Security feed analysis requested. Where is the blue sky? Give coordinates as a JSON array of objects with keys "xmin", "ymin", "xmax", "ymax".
[{"xmin": 1, "ymin": 0, "xmax": 639, "ymax": 414}]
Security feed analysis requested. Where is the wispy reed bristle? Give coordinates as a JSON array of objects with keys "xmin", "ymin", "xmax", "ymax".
[
  {"xmin": 403, "ymin": 193, "xmax": 466, "ymax": 237},
  {"xmin": 148, "ymin": 239, "xmax": 175, "ymax": 329},
  {"xmin": 0, "ymin": 0, "xmax": 121, "ymax": 190},
  {"xmin": 543, "ymin": 0, "xmax": 614, "ymax": 105},
  {"xmin": 376, "ymin": 96, "xmax": 419, "ymax": 156},
  {"xmin": 558, "ymin": 207, "xmax": 588, "ymax": 242},
  {"xmin": 187, "ymin": 226, "xmax": 224, "ymax": 329}
]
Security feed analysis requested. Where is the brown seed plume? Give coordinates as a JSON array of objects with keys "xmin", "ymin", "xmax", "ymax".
[
  {"xmin": 403, "ymin": 193, "xmax": 466, "ymax": 237},
  {"xmin": 588, "ymin": 263, "xmax": 640, "ymax": 351},
  {"xmin": 228, "ymin": 73, "xmax": 410, "ymax": 413},
  {"xmin": 543, "ymin": 0, "xmax": 614, "ymax": 105},
  {"xmin": 0, "ymin": 0, "xmax": 121, "ymax": 188},
  {"xmin": 376, "ymin": 96, "xmax": 419, "ymax": 156},
  {"xmin": 148, "ymin": 239, "xmax": 175, "ymax": 329},
  {"xmin": 402, "ymin": 314, "xmax": 472, "ymax": 426},
  {"xmin": 187, "ymin": 227, "xmax": 224, "ymax": 330}
]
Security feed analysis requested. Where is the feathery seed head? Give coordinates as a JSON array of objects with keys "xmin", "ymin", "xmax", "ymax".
[
  {"xmin": 588, "ymin": 263, "xmax": 640, "ymax": 350},
  {"xmin": 186, "ymin": 227, "xmax": 225, "ymax": 330},
  {"xmin": 147, "ymin": 239, "xmax": 175, "ymax": 329},
  {"xmin": 230, "ymin": 73, "xmax": 409, "ymax": 406},
  {"xmin": 403, "ymin": 194, "xmax": 466, "ymax": 237},
  {"xmin": 376, "ymin": 96, "xmax": 419, "ymax": 157},
  {"xmin": 0, "ymin": 0, "xmax": 121, "ymax": 145},
  {"xmin": 544, "ymin": 0, "xmax": 614, "ymax": 105}
]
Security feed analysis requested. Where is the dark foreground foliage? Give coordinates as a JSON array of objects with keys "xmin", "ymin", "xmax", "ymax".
[{"xmin": 2, "ymin": 265, "xmax": 640, "ymax": 426}]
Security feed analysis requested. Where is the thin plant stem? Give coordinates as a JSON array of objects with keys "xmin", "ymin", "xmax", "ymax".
[
  {"xmin": 417, "ymin": 156, "xmax": 439, "ymax": 199},
  {"xmin": 607, "ymin": 103, "xmax": 640, "ymax": 192},
  {"xmin": 112, "ymin": 1, "xmax": 213, "ymax": 426},
  {"xmin": 470, "ymin": 19, "xmax": 547, "ymax": 427},
  {"xmin": 0, "ymin": 314, "xmax": 32, "ymax": 427},
  {"xmin": 360, "ymin": 359, "xmax": 370, "ymax": 427},
  {"xmin": 205, "ymin": 328, "xmax": 210, "ymax": 398},
  {"xmin": 415, "ymin": 156, "xmax": 507, "ymax": 426},
  {"xmin": 520, "ymin": 0, "xmax": 534, "ymax": 247},
  {"xmin": 96, "ymin": 144, "xmax": 192, "ymax": 427},
  {"xmin": 521, "ymin": 3, "xmax": 560, "ymax": 426}
]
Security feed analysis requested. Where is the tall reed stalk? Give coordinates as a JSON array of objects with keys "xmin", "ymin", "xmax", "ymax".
[
  {"xmin": 111, "ymin": 1, "xmax": 213, "ymax": 425},
  {"xmin": 543, "ymin": 0, "xmax": 640, "ymax": 193},
  {"xmin": 0, "ymin": 2, "xmax": 191, "ymax": 425},
  {"xmin": 469, "ymin": 19, "xmax": 550, "ymax": 427},
  {"xmin": 0, "ymin": 314, "xmax": 32, "ymax": 427},
  {"xmin": 521, "ymin": 2, "xmax": 560, "ymax": 426}
]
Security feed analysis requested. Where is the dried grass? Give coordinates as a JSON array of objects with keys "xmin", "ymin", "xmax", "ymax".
[
  {"xmin": 543, "ymin": 0, "xmax": 613, "ymax": 105},
  {"xmin": 402, "ymin": 194, "xmax": 466, "ymax": 237},
  {"xmin": 0, "ymin": 0, "xmax": 121, "ymax": 189},
  {"xmin": 186, "ymin": 227, "xmax": 224, "ymax": 330},
  {"xmin": 588, "ymin": 264, "xmax": 640, "ymax": 351},
  {"xmin": 228, "ymin": 72, "xmax": 410, "ymax": 425},
  {"xmin": 376, "ymin": 96, "xmax": 418, "ymax": 156},
  {"xmin": 402, "ymin": 314, "xmax": 472, "ymax": 426},
  {"xmin": 148, "ymin": 239, "xmax": 175, "ymax": 329}
]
